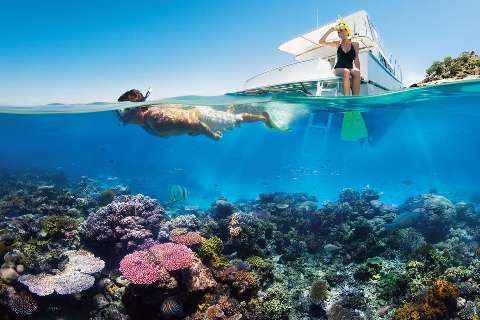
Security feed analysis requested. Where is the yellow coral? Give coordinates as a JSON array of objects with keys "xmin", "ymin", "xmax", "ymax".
[
  {"xmin": 106, "ymin": 284, "xmax": 120, "ymax": 297},
  {"xmin": 246, "ymin": 256, "xmax": 271, "ymax": 269},
  {"xmin": 406, "ymin": 260, "xmax": 424, "ymax": 269},
  {"xmin": 371, "ymin": 273, "xmax": 382, "ymax": 281},
  {"xmin": 197, "ymin": 303, "xmax": 210, "ymax": 312},
  {"xmin": 393, "ymin": 303, "xmax": 421, "ymax": 320},
  {"xmin": 431, "ymin": 279, "xmax": 459, "ymax": 300},
  {"xmin": 198, "ymin": 237, "xmax": 228, "ymax": 269}
]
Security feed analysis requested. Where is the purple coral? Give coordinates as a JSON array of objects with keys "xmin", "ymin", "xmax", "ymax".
[{"xmin": 80, "ymin": 194, "xmax": 165, "ymax": 251}]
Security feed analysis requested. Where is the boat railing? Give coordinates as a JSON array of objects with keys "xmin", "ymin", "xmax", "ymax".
[
  {"xmin": 244, "ymin": 58, "xmax": 337, "ymax": 90},
  {"xmin": 244, "ymin": 58, "xmax": 320, "ymax": 84}
]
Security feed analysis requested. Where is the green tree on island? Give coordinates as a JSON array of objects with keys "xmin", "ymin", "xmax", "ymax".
[{"xmin": 424, "ymin": 51, "xmax": 480, "ymax": 82}]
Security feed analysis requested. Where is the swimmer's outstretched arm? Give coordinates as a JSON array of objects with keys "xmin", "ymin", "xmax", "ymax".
[{"xmin": 196, "ymin": 121, "xmax": 223, "ymax": 140}]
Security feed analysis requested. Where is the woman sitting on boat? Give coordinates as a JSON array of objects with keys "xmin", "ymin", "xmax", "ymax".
[{"xmin": 319, "ymin": 19, "xmax": 361, "ymax": 96}]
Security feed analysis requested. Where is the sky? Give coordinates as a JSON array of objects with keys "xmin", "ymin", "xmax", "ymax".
[{"xmin": 1, "ymin": 0, "xmax": 479, "ymax": 105}]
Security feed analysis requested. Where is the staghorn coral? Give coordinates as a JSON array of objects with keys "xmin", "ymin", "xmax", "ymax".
[{"xmin": 80, "ymin": 194, "xmax": 165, "ymax": 252}]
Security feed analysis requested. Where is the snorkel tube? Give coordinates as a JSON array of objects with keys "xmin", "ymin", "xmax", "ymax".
[{"xmin": 143, "ymin": 87, "xmax": 152, "ymax": 102}]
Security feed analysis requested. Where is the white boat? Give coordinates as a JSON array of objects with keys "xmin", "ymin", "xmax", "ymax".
[{"xmin": 237, "ymin": 10, "xmax": 404, "ymax": 96}]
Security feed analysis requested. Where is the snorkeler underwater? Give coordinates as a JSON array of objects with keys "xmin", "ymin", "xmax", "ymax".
[{"xmin": 1, "ymin": 1, "xmax": 480, "ymax": 320}]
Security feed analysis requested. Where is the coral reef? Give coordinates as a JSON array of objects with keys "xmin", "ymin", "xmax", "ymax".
[{"xmin": 1, "ymin": 171, "xmax": 480, "ymax": 319}]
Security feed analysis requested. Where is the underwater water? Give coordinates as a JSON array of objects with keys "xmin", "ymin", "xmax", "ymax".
[
  {"xmin": 1, "ymin": 80, "xmax": 479, "ymax": 207},
  {"xmin": 1, "ymin": 80, "xmax": 480, "ymax": 320}
]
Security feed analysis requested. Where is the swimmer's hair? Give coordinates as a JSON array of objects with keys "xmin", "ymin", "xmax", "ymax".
[{"xmin": 118, "ymin": 89, "xmax": 145, "ymax": 102}]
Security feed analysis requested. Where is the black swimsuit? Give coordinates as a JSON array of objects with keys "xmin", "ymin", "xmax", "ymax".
[{"xmin": 334, "ymin": 43, "xmax": 355, "ymax": 69}]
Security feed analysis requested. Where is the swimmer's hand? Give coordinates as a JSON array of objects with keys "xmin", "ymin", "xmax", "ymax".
[{"xmin": 213, "ymin": 131, "xmax": 223, "ymax": 140}]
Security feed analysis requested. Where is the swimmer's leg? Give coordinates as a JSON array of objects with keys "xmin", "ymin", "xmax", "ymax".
[{"xmin": 240, "ymin": 112, "xmax": 275, "ymax": 129}]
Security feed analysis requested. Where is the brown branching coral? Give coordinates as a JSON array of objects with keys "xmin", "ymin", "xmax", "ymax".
[{"xmin": 393, "ymin": 279, "xmax": 459, "ymax": 320}]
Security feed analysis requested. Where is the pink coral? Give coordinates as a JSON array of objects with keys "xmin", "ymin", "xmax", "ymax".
[
  {"xmin": 150, "ymin": 243, "xmax": 194, "ymax": 271},
  {"xmin": 171, "ymin": 231, "xmax": 204, "ymax": 246},
  {"xmin": 119, "ymin": 250, "xmax": 170, "ymax": 285}
]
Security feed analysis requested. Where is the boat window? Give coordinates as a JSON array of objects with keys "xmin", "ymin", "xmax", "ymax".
[{"xmin": 379, "ymin": 53, "xmax": 394, "ymax": 74}]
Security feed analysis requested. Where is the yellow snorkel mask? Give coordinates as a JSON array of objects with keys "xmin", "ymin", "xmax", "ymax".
[{"xmin": 336, "ymin": 16, "xmax": 352, "ymax": 38}]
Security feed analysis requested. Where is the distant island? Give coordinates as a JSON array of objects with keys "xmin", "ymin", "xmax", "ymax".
[{"xmin": 411, "ymin": 51, "xmax": 480, "ymax": 87}]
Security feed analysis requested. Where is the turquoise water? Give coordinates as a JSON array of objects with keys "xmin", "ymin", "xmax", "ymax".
[{"xmin": 1, "ymin": 80, "xmax": 479, "ymax": 207}]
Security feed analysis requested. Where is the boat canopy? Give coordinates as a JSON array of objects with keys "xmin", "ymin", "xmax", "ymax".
[{"xmin": 278, "ymin": 10, "xmax": 378, "ymax": 61}]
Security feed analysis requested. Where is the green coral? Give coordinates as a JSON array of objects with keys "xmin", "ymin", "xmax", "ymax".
[
  {"xmin": 378, "ymin": 271, "xmax": 409, "ymax": 301},
  {"xmin": 259, "ymin": 284, "xmax": 292, "ymax": 319},
  {"xmin": 246, "ymin": 256, "xmax": 271, "ymax": 269},
  {"xmin": 12, "ymin": 239, "xmax": 62, "ymax": 269},
  {"xmin": 198, "ymin": 236, "xmax": 228, "ymax": 269},
  {"xmin": 41, "ymin": 215, "xmax": 79, "ymax": 237}
]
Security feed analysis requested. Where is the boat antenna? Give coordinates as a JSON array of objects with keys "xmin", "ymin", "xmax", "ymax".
[{"xmin": 316, "ymin": 8, "xmax": 319, "ymax": 27}]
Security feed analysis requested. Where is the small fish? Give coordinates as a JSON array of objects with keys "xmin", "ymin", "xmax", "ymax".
[
  {"xmin": 324, "ymin": 243, "xmax": 342, "ymax": 253},
  {"xmin": 170, "ymin": 185, "xmax": 188, "ymax": 202},
  {"xmin": 276, "ymin": 203, "xmax": 289, "ymax": 209},
  {"xmin": 161, "ymin": 297, "xmax": 183, "ymax": 317},
  {"xmin": 401, "ymin": 179, "xmax": 413, "ymax": 186}
]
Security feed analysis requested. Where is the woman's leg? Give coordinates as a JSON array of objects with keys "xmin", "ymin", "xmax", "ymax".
[
  {"xmin": 351, "ymin": 68, "xmax": 361, "ymax": 96},
  {"xmin": 241, "ymin": 112, "xmax": 274, "ymax": 128},
  {"xmin": 334, "ymin": 68, "xmax": 351, "ymax": 96}
]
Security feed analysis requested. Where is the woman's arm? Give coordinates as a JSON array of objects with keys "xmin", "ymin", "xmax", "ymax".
[{"xmin": 319, "ymin": 26, "xmax": 340, "ymax": 47}]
